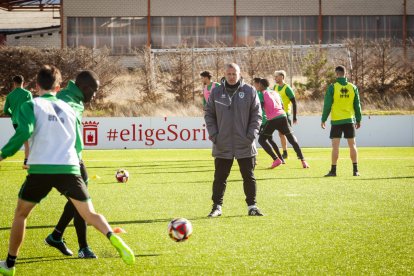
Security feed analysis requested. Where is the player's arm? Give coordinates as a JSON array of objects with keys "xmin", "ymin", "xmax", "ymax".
[
  {"xmin": 27, "ymin": 91, "xmax": 33, "ymax": 100},
  {"xmin": 0, "ymin": 101, "xmax": 34, "ymax": 159},
  {"xmin": 204, "ymin": 87, "xmax": 218, "ymax": 143},
  {"xmin": 286, "ymin": 86, "xmax": 297, "ymax": 123},
  {"xmin": 321, "ymin": 84, "xmax": 334, "ymax": 127},
  {"xmin": 3, "ymin": 95, "xmax": 12, "ymax": 116},
  {"xmin": 247, "ymin": 89, "xmax": 262, "ymax": 142},
  {"xmin": 353, "ymin": 85, "xmax": 362, "ymax": 129}
]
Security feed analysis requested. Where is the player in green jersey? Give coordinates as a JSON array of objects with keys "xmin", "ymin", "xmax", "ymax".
[{"xmin": 321, "ymin": 65, "xmax": 362, "ymax": 177}]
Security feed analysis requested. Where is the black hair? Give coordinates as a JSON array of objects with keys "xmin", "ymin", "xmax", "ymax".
[
  {"xmin": 37, "ymin": 65, "xmax": 61, "ymax": 91},
  {"xmin": 75, "ymin": 70, "xmax": 99, "ymax": 103},
  {"xmin": 200, "ymin": 71, "xmax": 212, "ymax": 79},
  {"xmin": 259, "ymin": 78, "xmax": 270, "ymax": 88},
  {"xmin": 335, "ymin": 65, "xmax": 346, "ymax": 74},
  {"xmin": 12, "ymin": 75, "xmax": 24, "ymax": 85},
  {"xmin": 253, "ymin": 77, "xmax": 261, "ymax": 84}
]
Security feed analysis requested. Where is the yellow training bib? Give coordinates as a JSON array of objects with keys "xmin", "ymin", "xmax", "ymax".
[{"xmin": 331, "ymin": 82, "xmax": 355, "ymax": 121}]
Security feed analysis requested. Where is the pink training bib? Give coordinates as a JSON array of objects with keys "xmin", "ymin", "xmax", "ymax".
[{"xmin": 203, "ymin": 82, "xmax": 216, "ymax": 102}]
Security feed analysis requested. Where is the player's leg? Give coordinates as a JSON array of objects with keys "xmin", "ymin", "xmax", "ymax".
[
  {"xmin": 347, "ymin": 138, "xmax": 359, "ymax": 175},
  {"xmin": 8, "ymin": 199, "xmax": 36, "ymax": 256},
  {"xmin": 325, "ymin": 138, "xmax": 340, "ymax": 176},
  {"xmin": 45, "ymin": 201, "xmax": 75, "ymax": 256},
  {"xmin": 284, "ymin": 133, "xmax": 309, "ymax": 168},
  {"xmin": 74, "ymin": 161, "xmax": 96, "ymax": 258},
  {"xmin": 279, "ymin": 132, "xmax": 288, "ymax": 159},
  {"xmin": 57, "ymin": 174, "xmax": 134, "ymax": 265},
  {"xmin": 1, "ymin": 174, "xmax": 53, "ymax": 275},
  {"xmin": 343, "ymin": 123, "xmax": 359, "ymax": 176},
  {"xmin": 277, "ymin": 117, "xmax": 308, "ymax": 168},
  {"xmin": 267, "ymin": 137, "xmax": 284, "ymax": 162},
  {"xmin": 237, "ymin": 157, "xmax": 263, "ymax": 216},
  {"xmin": 45, "ymin": 161, "xmax": 92, "ymax": 257},
  {"xmin": 0, "ymin": 199, "xmax": 36, "ymax": 276},
  {"xmin": 69, "ymin": 198, "xmax": 135, "ymax": 265},
  {"xmin": 325, "ymin": 124, "xmax": 343, "ymax": 176},
  {"xmin": 209, "ymin": 158, "xmax": 233, "ymax": 217},
  {"xmin": 259, "ymin": 120, "xmax": 282, "ymax": 168},
  {"xmin": 258, "ymin": 135, "xmax": 277, "ymax": 160}
]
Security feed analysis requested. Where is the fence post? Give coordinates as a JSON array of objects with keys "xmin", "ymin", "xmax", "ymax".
[
  {"xmin": 289, "ymin": 42, "xmax": 293, "ymax": 87},
  {"xmin": 192, "ymin": 47, "xmax": 195, "ymax": 102}
]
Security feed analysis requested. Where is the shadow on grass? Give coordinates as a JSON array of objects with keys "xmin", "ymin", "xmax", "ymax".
[
  {"xmin": 17, "ymin": 253, "xmax": 160, "ymax": 264},
  {"xmin": 352, "ymin": 176, "xmax": 414, "ymax": 181},
  {"xmin": 0, "ymin": 216, "xmax": 244, "ymax": 232}
]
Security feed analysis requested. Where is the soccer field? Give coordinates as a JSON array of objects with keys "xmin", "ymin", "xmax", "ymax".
[{"xmin": 0, "ymin": 147, "xmax": 413, "ymax": 275}]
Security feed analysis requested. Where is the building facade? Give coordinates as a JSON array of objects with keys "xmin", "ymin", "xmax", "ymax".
[{"xmin": 63, "ymin": 0, "xmax": 414, "ymax": 54}]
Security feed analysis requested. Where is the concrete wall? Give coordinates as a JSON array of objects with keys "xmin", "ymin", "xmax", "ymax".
[{"xmin": 7, "ymin": 29, "xmax": 60, "ymax": 48}]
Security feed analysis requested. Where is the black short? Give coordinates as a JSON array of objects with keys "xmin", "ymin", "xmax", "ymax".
[
  {"xmin": 261, "ymin": 116, "xmax": 292, "ymax": 137},
  {"xmin": 259, "ymin": 122, "xmax": 271, "ymax": 137},
  {"xmin": 18, "ymin": 174, "xmax": 90, "ymax": 203},
  {"xmin": 80, "ymin": 160, "xmax": 89, "ymax": 184},
  {"xmin": 13, "ymin": 124, "xmax": 18, "ymax": 130},
  {"xmin": 330, "ymin": 123, "xmax": 356, "ymax": 139}
]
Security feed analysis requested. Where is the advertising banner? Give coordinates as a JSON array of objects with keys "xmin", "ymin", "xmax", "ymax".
[{"xmin": 1, "ymin": 116, "xmax": 413, "ymax": 149}]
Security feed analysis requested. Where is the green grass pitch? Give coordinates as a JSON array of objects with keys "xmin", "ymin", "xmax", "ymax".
[{"xmin": 0, "ymin": 147, "xmax": 413, "ymax": 275}]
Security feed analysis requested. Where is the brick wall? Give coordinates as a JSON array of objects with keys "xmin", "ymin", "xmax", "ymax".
[{"xmin": 7, "ymin": 30, "xmax": 60, "ymax": 48}]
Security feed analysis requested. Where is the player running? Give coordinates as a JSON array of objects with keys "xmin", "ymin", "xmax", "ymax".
[
  {"xmin": 44, "ymin": 71, "xmax": 100, "ymax": 259},
  {"xmin": 259, "ymin": 78, "xmax": 309, "ymax": 169},
  {"xmin": 254, "ymin": 78, "xmax": 284, "ymax": 168},
  {"xmin": 0, "ymin": 66, "xmax": 134, "ymax": 276}
]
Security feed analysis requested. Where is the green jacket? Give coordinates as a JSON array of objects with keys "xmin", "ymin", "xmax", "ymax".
[
  {"xmin": 321, "ymin": 77, "xmax": 362, "ymax": 125},
  {"xmin": 57, "ymin": 80, "xmax": 85, "ymax": 158},
  {"xmin": 3, "ymin": 87, "xmax": 33, "ymax": 124},
  {"xmin": 0, "ymin": 94, "xmax": 80, "ymax": 175}
]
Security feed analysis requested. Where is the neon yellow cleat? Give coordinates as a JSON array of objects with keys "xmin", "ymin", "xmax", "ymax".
[
  {"xmin": 0, "ymin": 261, "xmax": 15, "ymax": 276},
  {"xmin": 109, "ymin": 234, "xmax": 135, "ymax": 265}
]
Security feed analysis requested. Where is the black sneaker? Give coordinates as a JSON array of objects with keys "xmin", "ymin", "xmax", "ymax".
[
  {"xmin": 282, "ymin": 151, "xmax": 288, "ymax": 159},
  {"xmin": 78, "ymin": 247, "xmax": 97, "ymax": 259},
  {"xmin": 248, "ymin": 207, "xmax": 264, "ymax": 216},
  {"xmin": 324, "ymin": 171, "xmax": 337, "ymax": 177},
  {"xmin": 353, "ymin": 171, "xmax": 360, "ymax": 176},
  {"xmin": 45, "ymin": 234, "xmax": 73, "ymax": 256},
  {"xmin": 207, "ymin": 205, "xmax": 222, "ymax": 217}
]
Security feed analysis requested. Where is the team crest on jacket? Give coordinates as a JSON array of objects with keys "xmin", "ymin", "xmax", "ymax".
[{"xmin": 239, "ymin": 91, "xmax": 245, "ymax": 99}]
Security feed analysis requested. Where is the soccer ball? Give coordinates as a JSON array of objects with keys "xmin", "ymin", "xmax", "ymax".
[
  {"xmin": 167, "ymin": 218, "xmax": 193, "ymax": 242},
  {"xmin": 115, "ymin": 169, "xmax": 129, "ymax": 183}
]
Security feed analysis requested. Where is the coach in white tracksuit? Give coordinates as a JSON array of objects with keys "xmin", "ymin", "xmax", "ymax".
[{"xmin": 204, "ymin": 63, "xmax": 263, "ymax": 217}]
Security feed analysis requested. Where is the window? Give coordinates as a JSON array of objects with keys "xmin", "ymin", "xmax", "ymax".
[
  {"xmin": 78, "ymin": 17, "xmax": 93, "ymax": 48},
  {"xmin": 67, "ymin": 16, "xmax": 147, "ymax": 54},
  {"xmin": 322, "ymin": 15, "xmax": 403, "ymax": 43},
  {"xmin": 408, "ymin": 15, "xmax": 414, "ymax": 40}
]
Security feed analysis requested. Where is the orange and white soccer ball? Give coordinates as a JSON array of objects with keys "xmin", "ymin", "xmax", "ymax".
[
  {"xmin": 115, "ymin": 169, "xmax": 129, "ymax": 183},
  {"xmin": 167, "ymin": 218, "xmax": 193, "ymax": 242}
]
